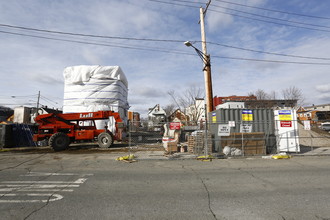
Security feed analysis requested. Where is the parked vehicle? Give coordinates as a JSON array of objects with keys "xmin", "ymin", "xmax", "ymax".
[
  {"xmin": 33, "ymin": 111, "xmax": 123, "ymax": 151},
  {"xmin": 320, "ymin": 122, "xmax": 330, "ymax": 131}
]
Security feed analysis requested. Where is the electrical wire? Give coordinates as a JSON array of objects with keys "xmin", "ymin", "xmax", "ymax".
[
  {"xmin": 40, "ymin": 95, "xmax": 58, "ymax": 105},
  {"xmin": 210, "ymin": 4, "xmax": 330, "ymax": 30},
  {"xmin": 2, "ymin": 23, "xmax": 330, "ymax": 60},
  {"xmin": 214, "ymin": 0, "xmax": 330, "ymax": 20},
  {"xmin": 207, "ymin": 42, "xmax": 330, "ymax": 61},
  {"xmin": 1, "ymin": 29, "xmax": 330, "ymax": 65},
  {"xmin": 148, "ymin": 0, "xmax": 199, "ymax": 8},
  {"xmin": 0, "ymin": 30, "xmax": 192, "ymax": 55},
  {"xmin": 149, "ymin": 0, "xmax": 330, "ymax": 33},
  {"xmin": 170, "ymin": 0, "xmax": 330, "ymax": 28},
  {"xmin": 211, "ymin": 55, "xmax": 330, "ymax": 65},
  {"xmin": 0, "ymin": 94, "xmax": 39, "ymax": 98},
  {"xmin": 0, "ymin": 23, "xmax": 183, "ymax": 43},
  {"xmin": 208, "ymin": 8, "xmax": 330, "ymax": 33}
]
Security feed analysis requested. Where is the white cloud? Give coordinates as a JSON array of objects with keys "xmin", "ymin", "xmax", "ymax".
[
  {"xmin": 207, "ymin": 12, "xmax": 233, "ymax": 32},
  {"xmin": 316, "ymin": 84, "xmax": 330, "ymax": 93}
]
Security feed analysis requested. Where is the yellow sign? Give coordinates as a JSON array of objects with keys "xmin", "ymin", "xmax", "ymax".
[
  {"xmin": 242, "ymin": 110, "xmax": 253, "ymax": 121},
  {"xmin": 212, "ymin": 112, "xmax": 217, "ymax": 123},
  {"xmin": 279, "ymin": 110, "xmax": 292, "ymax": 121}
]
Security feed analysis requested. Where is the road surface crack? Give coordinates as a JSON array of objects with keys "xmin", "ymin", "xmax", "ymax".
[
  {"xmin": 0, "ymin": 153, "xmax": 48, "ymax": 172},
  {"xmin": 189, "ymin": 167, "xmax": 217, "ymax": 220}
]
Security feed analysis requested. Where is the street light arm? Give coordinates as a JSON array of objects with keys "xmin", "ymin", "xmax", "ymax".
[
  {"xmin": 184, "ymin": 41, "xmax": 209, "ymax": 66},
  {"xmin": 194, "ymin": 48, "xmax": 209, "ymax": 65}
]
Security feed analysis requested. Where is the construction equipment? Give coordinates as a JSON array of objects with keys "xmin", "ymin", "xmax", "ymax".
[{"xmin": 33, "ymin": 111, "xmax": 123, "ymax": 151}]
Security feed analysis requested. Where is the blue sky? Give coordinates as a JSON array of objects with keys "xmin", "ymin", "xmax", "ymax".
[{"xmin": 1, "ymin": 0, "xmax": 330, "ymax": 116}]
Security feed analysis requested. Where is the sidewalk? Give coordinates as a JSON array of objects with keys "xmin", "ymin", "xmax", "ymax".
[{"xmin": 296, "ymin": 146, "xmax": 330, "ymax": 156}]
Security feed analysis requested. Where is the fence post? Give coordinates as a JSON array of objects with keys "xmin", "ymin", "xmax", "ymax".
[
  {"xmin": 204, "ymin": 104, "xmax": 208, "ymax": 157},
  {"xmin": 128, "ymin": 119, "xmax": 132, "ymax": 155},
  {"xmin": 241, "ymin": 131, "xmax": 244, "ymax": 157}
]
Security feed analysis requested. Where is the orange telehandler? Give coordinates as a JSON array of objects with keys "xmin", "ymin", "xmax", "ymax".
[{"xmin": 33, "ymin": 110, "xmax": 123, "ymax": 151}]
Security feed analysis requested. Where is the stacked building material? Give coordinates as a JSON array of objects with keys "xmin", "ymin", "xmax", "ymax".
[
  {"xmin": 63, "ymin": 65, "xmax": 129, "ymax": 133},
  {"xmin": 188, "ymin": 132, "xmax": 212, "ymax": 154}
]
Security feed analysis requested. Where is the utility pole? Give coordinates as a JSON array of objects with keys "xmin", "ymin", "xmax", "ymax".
[
  {"xmin": 199, "ymin": 0, "xmax": 213, "ymax": 113},
  {"xmin": 200, "ymin": 0, "xmax": 213, "ymax": 158},
  {"xmin": 36, "ymin": 91, "xmax": 40, "ymax": 116}
]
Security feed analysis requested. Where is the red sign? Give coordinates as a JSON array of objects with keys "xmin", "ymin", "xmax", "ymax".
[
  {"xmin": 280, "ymin": 121, "xmax": 292, "ymax": 127},
  {"xmin": 170, "ymin": 122, "xmax": 181, "ymax": 130}
]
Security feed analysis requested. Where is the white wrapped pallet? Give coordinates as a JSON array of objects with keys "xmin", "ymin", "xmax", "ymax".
[{"xmin": 63, "ymin": 65, "xmax": 129, "ymax": 132}]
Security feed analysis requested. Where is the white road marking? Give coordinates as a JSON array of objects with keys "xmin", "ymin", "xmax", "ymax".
[
  {"xmin": 0, "ymin": 174, "xmax": 91, "ymax": 203},
  {"xmin": 74, "ymin": 178, "xmax": 87, "ymax": 184},
  {"xmin": 22, "ymin": 172, "xmax": 93, "ymax": 177},
  {"xmin": 0, "ymin": 193, "xmax": 63, "ymax": 203},
  {"xmin": 0, "ymin": 188, "xmax": 74, "ymax": 192},
  {"xmin": 3, "ymin": 179, "xmax": 86, "ymax": 184},
  {"xmin": 1, "ymin": 184, "xmax": 80, "ymax": 188}
]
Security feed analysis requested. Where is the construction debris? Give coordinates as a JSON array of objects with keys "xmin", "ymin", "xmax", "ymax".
[
  {"xmin": 116, "ymin": 154, "xmax": 137, "ymax": 162},
  {"xmin": 197, "ymin": 155, "xmax": 214, "ymax": 162},
  {"xmin": 272, "ymin": 153, "xmax": 292, "ymax": 159}
]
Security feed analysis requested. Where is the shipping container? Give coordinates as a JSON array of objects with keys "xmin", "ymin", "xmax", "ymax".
[{"xmin": 209, "ymin": 108, "xmax": 276, "ymax": 154}]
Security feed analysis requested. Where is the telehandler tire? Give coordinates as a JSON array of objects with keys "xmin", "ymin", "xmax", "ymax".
[
  {"xmin": 49, "ymin": 132, "xmax": 70, "ymax": 151},
  {"xmin": 97, "ymin": 132, "xmax": 113, "ymax": 148}
]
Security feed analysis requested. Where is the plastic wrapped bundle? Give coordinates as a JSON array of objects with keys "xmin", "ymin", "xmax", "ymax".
[{"xmin": 63, "ymin": 65, "xmax": 129, "ymax": 130}]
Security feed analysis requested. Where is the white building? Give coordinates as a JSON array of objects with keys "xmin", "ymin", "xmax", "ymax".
[
  {"xmin": 216, "ymin": 102, "xmax": 245, "ymax": 109},
  {"xmin": 147, "ymin": 104, "xmax": 166, "ymax": 131},
  {"xmin": 185, "ymin": 98, "xmax": 205, "ymax": 123},
  {"xmin": 304, "ymin": 104, "xmax": 330, "ymax": 111}
]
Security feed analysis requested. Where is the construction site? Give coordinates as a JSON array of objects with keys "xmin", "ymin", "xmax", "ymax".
[{"xmin": 0, "ymin": 65, "xmax": 329, "ymax": 159}]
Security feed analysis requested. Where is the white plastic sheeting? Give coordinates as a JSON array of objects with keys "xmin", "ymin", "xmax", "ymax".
[{"xmin": 63, "ymin": 65, "xmax": 129, "ymax": 131}]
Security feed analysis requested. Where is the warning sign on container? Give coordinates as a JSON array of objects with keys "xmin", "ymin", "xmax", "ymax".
[
  {"xmin": 240, "ymin": 124, "xmax": 252, "ymax": 133},
  {"xmin": 280, "ymin": 121, "xmax": 292, "ymax": 127},
  {"xmin": 212, "ymin": 112, "xmax": 217, "ymax": 123},
  {"xmin": 279, "ymin": 110, "xmax": 292, "ymax": 121},
  {"xmin": 242, "ymin": 110, "xmax": 253, "ymax": 121},
  {"xmin": 218, "ymin": 124, "xmax": 230, "ymax": 136}
]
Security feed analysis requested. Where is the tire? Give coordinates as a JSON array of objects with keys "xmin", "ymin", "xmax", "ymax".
[
  {"xmin": 49, "ymin": 132, "xmax": 70, "ymax": 151},
  {"xmin": 97, "ymin": 132, "xmax": 113, "ymax": 148}
]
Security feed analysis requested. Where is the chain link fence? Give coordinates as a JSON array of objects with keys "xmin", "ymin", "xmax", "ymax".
[
  {"xmin": 125, "ymin": 119, "xmax": 330, "ymax": 157},
  {"xmin": 0, "ymin": 119, "xmax": 329, "ymax": 156}
]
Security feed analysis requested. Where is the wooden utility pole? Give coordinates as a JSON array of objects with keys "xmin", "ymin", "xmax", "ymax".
[
  {"xmin": 36, "ymin": 91, "xmax": 40, "ymax": 116},
  {"xmin": 199, "ymin": 1, "xmax": 213, "ymax": 113}
]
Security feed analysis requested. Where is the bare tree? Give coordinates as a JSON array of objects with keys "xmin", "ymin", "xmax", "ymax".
[
  {"xmin": 282, "ymin": 86, "xmax": 305, "ymax": 105},
  {"xmin": 267, "ymin": 90, "xmax": 277, "ymax": 100},
  {"xmin": 168, "ymin": 85, "xmax": 204, "ymax": 124},
  {"xmin": 251, "ymin": 89, "xmax": 268, "ymax": 100},
  {"xmin": 163, "ymin": 104, "xmax": 176, "ymax": 116},
  {"xmin": 168, "ymin": 90, "xmax": 181, "ymax": 111}
]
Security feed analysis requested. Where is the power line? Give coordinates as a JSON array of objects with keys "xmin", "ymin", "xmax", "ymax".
[
  {"xmin": 172, "ymin": 0, "xmax": 330, "ymax": 28},
  {"xmin": 0, "ymin": 30, "xmax": 191, "ymax": 55},
  {"xmin": 208, "ymin": 8, "xmax": 330, "ymax": 33},
  {"xmin": 2, "ymin": 23, "xmax": 330, "ymax": 60},
  {"xmin": 2, "ymin": 26, "xmax": 330, "ymax": 65},
  {"xmin": 149, "ymin": 0, "xmax": 330, "ymax": 33},
  {"xmin": 214, "ymin": 0, "xmax": 330, "ymax": 20},
  {"xmin": 210, "ymin": 3, "xmax": 330, "ymax": 30},
  {"xmin": 148, "ymin": 0, "xmax": 199, "ymax": 8},
  {"xmin": 208, "ymin": 42, "xmax": 330, "ymax": 61},
  {"xmin": 211, "ymin": 55, "xmax": 330, "ymax": 65},
  {"xmin": 0, "ymin": 23, "xmax": 183, "ymax": 43},
  {"xmin": 40, "ymin": 95, "xmax": 58, "ymax": 105},
  {"xmin": 0, "ymin": 94, "xmax": 38, "ymax": 99}
]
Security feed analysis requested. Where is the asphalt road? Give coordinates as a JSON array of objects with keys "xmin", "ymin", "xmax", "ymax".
[{"xmin": 0, "ymin": 150, "xmax": 330, "ymax": 220}]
